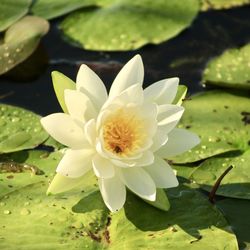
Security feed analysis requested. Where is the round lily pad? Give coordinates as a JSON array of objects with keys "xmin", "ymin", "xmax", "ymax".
[
  {"xmin": 60, "ymin": 0, "xmax": 199, "ymax": 51},
  {"xmin": 191, "ymin": 150, "xmax": 250, "ymax": 199},
  {"xmin": 0, "ymin": 16, "xmax": 49, "ymax": 75},
  {"xmin": 0, "ymin": 0, "xmax": 32, "ymax": 32},
  {"xmin": 203, "ymin": 43, "xmax": 250, "ymax": 89},
  {"xmin": 201, "ymin": 0, "xmax": 250, "ymax": 11},
  {"xmin": 31, "ymin": 0, "xmax": 107, "ymax": 20},
  {"xmin": 0, "ymin": 150, "xmax": 63, "ymax": 198},
  {"xmin": 217, "ymin": 198, "xmax": 250, "ymax": 250},
  {"xmin": 0, "ymin": 104, "xmax": 49, "ymax": 153},
  {"xmin": 170, "ymin": 91, "xmax": 250, "ymax": 163},
  {"xmin": 0, "ymin": 182, "xmax": 238, "ymax": 249}
]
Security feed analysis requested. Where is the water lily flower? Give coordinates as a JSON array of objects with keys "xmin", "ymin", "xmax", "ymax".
[{"xmin": 41, "ymin": 55, "xmax": 200, "ymax": 212}]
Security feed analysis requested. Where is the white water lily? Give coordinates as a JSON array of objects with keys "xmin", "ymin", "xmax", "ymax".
[{"xmin": 41, "ymin": 55, "xmax": 200, "ymax": 212}]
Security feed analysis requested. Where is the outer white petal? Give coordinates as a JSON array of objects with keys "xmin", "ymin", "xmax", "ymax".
[
  {"xmin": 118, "ymin": 167, "xmax": 156, "ymax": 201},
  {"xmin": 144, "ymin": 78, "xmax": 179, "ymax": 105},
  {"xmin": 76, "ymin": 64, "xmax": 108, "ymax": 109},
  {"xmin": 98, "ymin": 176, "xmax": 126, "ymax": 212},
  {"xmin": 92, "ymin": 154, "xmax": 115, "ymax": 178},
  {"xmin": 84, "ymin": 119, "xmax": 96, "ymax": 146},
  {"xmin": 41, "ymin": 113, "xmax": 87, "ymax": 149},
  {"xmin": 151, "ymin": 128, "xmax": 168, "ymax": 152},
  {"xmin": 64, "ymin": 89, "xmax": 98, "ymax": 121},
  {"xmin": 156, "ymin": 128, "xmax": 200, "ymax": 158},
  {"xmin": 56, "ymin": 148, "xmax": 94, "ymax": 178},
  {"xmin": 108, "ymin": 55, "xmax": 144, "ymax": 100},
  {"xmin": 144, "ymin": 156, "xmax": 178, "ymax": 188},
  {"xmin": 157, "ymin": 105, "xmax": 184, "ymax": 134}
]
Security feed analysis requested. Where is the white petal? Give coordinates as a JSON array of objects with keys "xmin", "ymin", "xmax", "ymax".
[
  {"xmin": 118, "ymin": 167, "xmax": 156, "ymax": 201},
  {"xmin": 108, "ymin": 55, "xmax": 144, "ymax": 100},
  {"xmin": 92, "ymin": 154, "xmax": 115, "ymax": 178},
  {"xmin": 144, "ymin": 156, "xmax": 178, "ymax": 188},
  {"xmin": 64, "ymin": 89, "xmax": 98, "ymax": 121},
  {"xmin": 103, "ymin": 83, "xmax": 144, "ymax": 109},
  {"xmin": 84, "ymin": 119, "xmax": 96, "ymax": 146},
  {"xmin": 56, "ymin": 148, "xmax": 94, "ymax": 178},
  {"xmin": 112, "ymin": 150, "xmax": 154, "ymax": 168},
  {"xmin": 151, "ymin": 128, "xmax": 168, "ymax": 152},
  {"xmin": 98, "ymin": 176, "xmax": 126, "ymax": 212},
  {"xmin": 76, "ymin": 64, "xmax": 107, "ymax": 109},
  {"xmin": 144, "ymin": 78, "xmax": 179, "ymax": 105},
  {"xmin": 157, "ymin": 104, "xmax": 184, "ymax": 134},
  {"xmin": 156, "ymin": 128, "xmax": 200, "ymax": 158},
  {"xmin": 41, "ymin": 113, "xmax": 87, "ymax": 149}
]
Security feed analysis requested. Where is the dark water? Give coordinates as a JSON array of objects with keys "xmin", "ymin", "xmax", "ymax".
[{"xmin": 0, "ymin": 6, "xmax": 250, "ymax": 115}]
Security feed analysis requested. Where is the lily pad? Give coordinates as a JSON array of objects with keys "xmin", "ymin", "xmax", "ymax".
[
  {"xmin": 0, "ymin": 104, "xmax": 49, "ymax": 153},
  {"xmin": 60, "ymin": 0, "xmax": 199, "ymax": 51},
  {"xmin": 0, "ymin": 150, "xmax": 63, "ymax": 197},
  {"xmin": 201, "ymin": 0, "xmax": 250, "ymax": 11},
  {"xmin": 170, "ymin": 91, "xmax": 250, "ymax": 163},
  {"xmin": 31, "ymin": 0, "xmax": 107, "ymax": 20},
  {"xmin": 191, "ymin": 150, "xmax": 250, "ymax": 199},
  {"xmin": 0, "ymin": 0, "xmax": 32, "ymax": 32},
  {"xmin": 217, "ymin": 198, "xmax": 250, "ymax": 250},
  {"xmin": 203, "ymin": 44, "xmax": 250, "ymax": 89},
  {"xmin": 0, "ymin": 16, "xmax": 49, "ymax": 75},
  {"xmin": 0, "ymin": 181, "xmax": 238, "ymax": 249}
]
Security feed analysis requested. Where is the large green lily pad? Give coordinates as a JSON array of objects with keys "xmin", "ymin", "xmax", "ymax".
[
  {"xmin": 0, "ymin": 150, "xmax": 63, "ymax": 197},
  {"xmin": 170, "ymin": 91, "xmax": 250, "ymax": 163},
  {"xmin": 60, "ymin": 0, "xmax": 199, "ymax": 51},
  {"xmin": 217, "ymin": 198, "xmax": 250, "ymax": 250},
  {"xmin": 201, "ymin": 0, "xmax": 250, "ymax": 11},
  {"xmin": 0, "ymin": 104, "xmax": 49, "ymax": 153},
  {"xmin": 0, "ymin": 0, "xmax": 32, "ymax": 32},
  {"xmin": 0, "ymin": 180, "xmax": 238, "ymax": 249},
  {"xmin": 31, "ymin": 0, "xmax": 110, "ymax": 20},
  {"xmin": 191, "ymin": 150, "xmax": 250, "ymax": 199},
  {"xmin": 0, "ymin": 16, "xmax": 49, "ymax": 75},
  {"xmin": 203, "ymin": 44, "xmax": 250, "ymax": 89}
]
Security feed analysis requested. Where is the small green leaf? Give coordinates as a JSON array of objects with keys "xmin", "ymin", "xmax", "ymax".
[
  {"xmin": 51, "ymin": 71, "xmax": 76, "ymax": 113},
  {"xmin": 144, "ymin": 188, "xmax": 170, "ymax": 211},
  {"xmin": 60, "ymin": 0, "xmax": 199, "ymax": 51},
  {"xmin": 203, "ymin": 43, "xmax": 250, "ymax": 89},
  {"xmin": 0, "ymin": 0, "xmax": 32, "ymax": 32},
  {"xmin": 0, "ymin": 104, "xmax": 49, "ymax": 153},
  {"xmin": 0, "ymin": 16, "xmax": 49, "ymax": 75},
  {"xmin": 191, "ymin": 150, "xmax": 250, "ymax": 199},
  {"xmin": 173, "ymin": 85, "xmax": 187, "ymax": 105},
  {"xmin": 170, "ymin": 91, "xmax": 250, "ymax": 163}
]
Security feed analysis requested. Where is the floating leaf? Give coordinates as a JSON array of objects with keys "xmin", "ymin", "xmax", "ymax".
[
  {"xmin": 217, "ymin": 198, "xmax": 250, "ymax": 250},
  {"xmin": 31, "ymin": 0, "xmax": 107, "ymax": 20},
  {"xmin": 60, "ymin": 0, "xmax": 199, "ymax": 51},
  {"xmin": 203, "ymin": 44, "xmax": 250, "ymax": 89},
  {"xmin": 0, "ymin": 104, "xmax": 49, "ymax": 153},
  {"xmin": 170, "ymin": 91, "xmax": 250, "ymax": 163},
  {"xmin": 0, "ymin": 16, "xmax": 49, "ymax": 75},
  {"xmin": 0, "ymin": 150, "xmax": 63, "ymax": 197},
  {"xmin": 201, "ymin": 0, "xmax": 250, "ymax": 11},
  {"xmin": 191, "ymin": 150, "xmax": 250, "ymax": 199},
  {"xmin": 173, "ymin": 85, "xmax": 187, "ymax": 105},
  {"xmin": 0, "ymin": 0, "xmax": 32, "ymax": 32},
  {"xmin": 0, "ymin": 181, "xmax": 238, "ymax": 249}
]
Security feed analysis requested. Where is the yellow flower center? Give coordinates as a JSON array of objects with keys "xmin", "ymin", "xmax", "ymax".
[{"xmin": 102, "ymin": 108, "xmax": 146, "ymax": 156}]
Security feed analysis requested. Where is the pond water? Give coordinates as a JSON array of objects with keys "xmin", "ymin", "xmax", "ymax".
[{"xmin": 0, "ymin": 6, "xmax": 250, "ymax": 115}]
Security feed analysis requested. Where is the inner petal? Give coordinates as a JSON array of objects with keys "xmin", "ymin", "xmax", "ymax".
[{"xmin": 102, "ymin": 107, "xmax": 147, "ymax": 157}]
